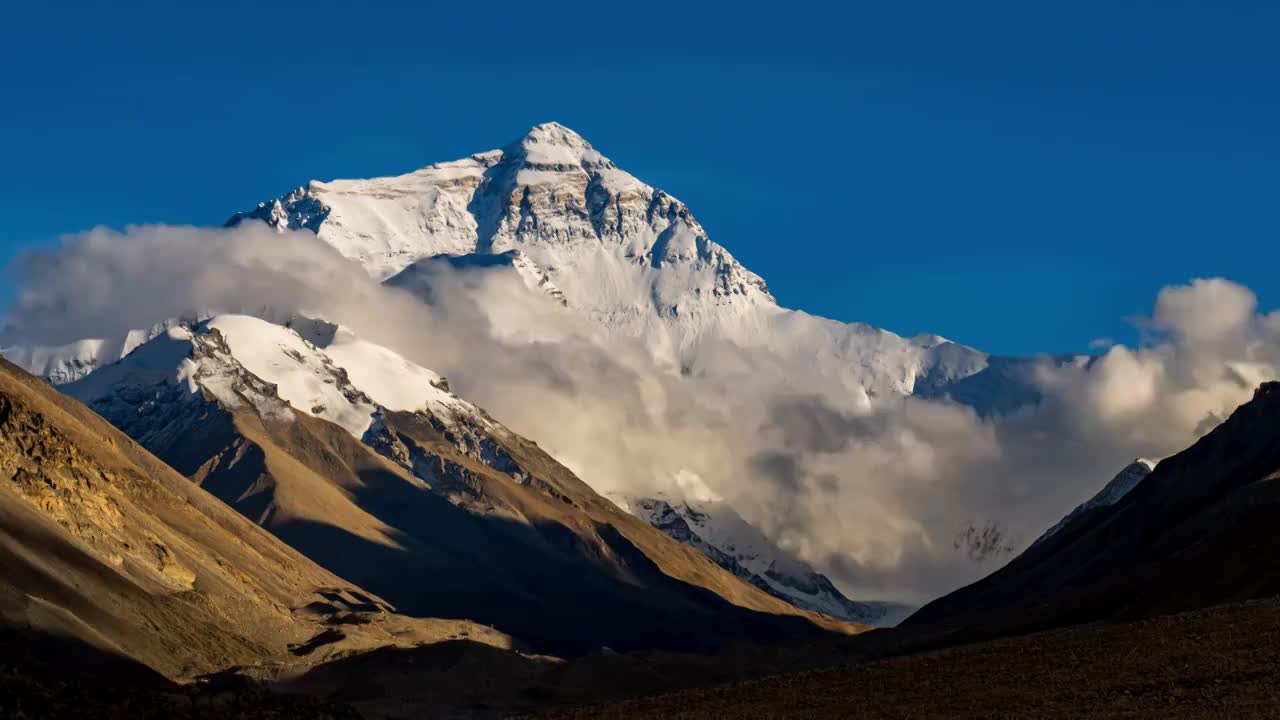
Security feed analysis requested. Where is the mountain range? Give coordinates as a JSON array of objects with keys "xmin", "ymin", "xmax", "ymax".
[
  {"xmin": 56, "ymin": 314, "xmax": 850, "ymax": 655},
  {"xmin": 5, "ymin": 123, "xmax": 1048, "ymax": 624},
  {"xmin": 2, "ymin": 122, "xmax": 1280, "ymax": 718}
]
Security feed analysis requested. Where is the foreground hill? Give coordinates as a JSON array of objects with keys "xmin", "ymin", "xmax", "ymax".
[
  {"xmin": 0, "ymin": 350, "xmax": 845, "ymax": 717},
  {"xmin": 0, "ymin": 626, "xmax": 360, "ymax": 720},
  {"xmin": 908, "ymin": 381, "xmax": 1280, "ymax": 634},
  {"xmin": 544, "ymin": 596, "xmax": 1280, "ymax": 719},
  {"xmin": 0, "ymin": 357, "xmax": 510, "ymax": 683}
]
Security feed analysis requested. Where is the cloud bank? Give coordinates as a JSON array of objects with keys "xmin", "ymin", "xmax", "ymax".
[{"xmin": 5, "ymin": 226, "xmax": 1276, "ymax": 604}]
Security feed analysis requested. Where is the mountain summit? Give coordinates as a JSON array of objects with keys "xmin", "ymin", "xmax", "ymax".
[
  {"xmin": 506, "ymin": 121, "xmax": 612, "ymax": 167},
  {"xmin": 229, "ymin": 123, "xmax": 1012, "ymax": 400},
  {"xmin": 228, "ymin": 122, "xmax": 772, "ymax": 316}
]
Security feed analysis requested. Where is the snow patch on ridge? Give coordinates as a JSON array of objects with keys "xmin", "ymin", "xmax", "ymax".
[
  {"xmin": 3, "ymin": 318, "xmax": 207, "ymax": 386},
  {"xmin": 320, "ymin": 326, "xmax": 480, "ymax": 423},
  {"xmin": 205, "ymin": 315, "xmax": 378, "ymax": 437}
]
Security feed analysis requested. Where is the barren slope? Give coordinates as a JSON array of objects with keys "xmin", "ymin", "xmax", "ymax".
[
  {"xmin": 0, "ymin": 357, "xmax": 509, "ymax": 681},
  {"xmin": 543, "ymin": 597, "xmax": 1280, "ymax": 719}
]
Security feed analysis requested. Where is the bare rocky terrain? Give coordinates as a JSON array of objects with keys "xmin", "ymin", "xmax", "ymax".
[
  {"xmin": 0, "ymin": 356, "xmax": 511, "ymax": 683},
  {"xmin": 0, "ymin": 627, "xmax": 361, "ymax": 720}
]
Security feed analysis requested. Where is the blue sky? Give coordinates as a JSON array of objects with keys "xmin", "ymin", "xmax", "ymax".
[{"xmin": 2, "ymin": 1, "xmax": 1276, "ymax": 355}]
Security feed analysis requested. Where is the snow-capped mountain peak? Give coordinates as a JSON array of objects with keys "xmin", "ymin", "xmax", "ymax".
[
  {"xmin": 507, "ymin": 121, "xmax": 611, "ymax": 169},
  {"xmin": 223, "ymin": 123, "xmax": 1029, "ymax": 401},
  {"xmin": 0, "ymin": 339, "xmax": 112, "ymax": 385},
  {"xmin": 228, "ymin": 121, "xmax": 751, "ymax": 282},
  {"xmin": 9, "ymin": 120, "xmax": 1027, "ymax": 409}
]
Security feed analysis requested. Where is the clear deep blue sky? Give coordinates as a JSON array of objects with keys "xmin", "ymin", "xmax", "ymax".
[{"xmin": 2, "ymin": 1, "xmax": 1277, "ymax": 355}]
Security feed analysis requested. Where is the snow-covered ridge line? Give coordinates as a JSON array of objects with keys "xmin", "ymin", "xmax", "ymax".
[{"xmin": 64, "ymin": 315, "xmax": 484, "ymax": 440}]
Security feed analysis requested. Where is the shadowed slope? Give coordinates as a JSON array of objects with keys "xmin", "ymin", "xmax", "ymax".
[
  {"xmin": 181, "ymin": 394, "xmax": 853, "ymax": 656},
  {"xmin": 543, "ymin": 597, "xmax": 1280, "ymax": 719},
  {"xmin": 0, "ymin": 357, "xmax": 510, "ymax": 680},
  {"xmin": 0, "ymin": 628, "xmax": 360, "ymax": 720},
  {"xmin": 909, "ymin": 381, "xmax": 1280, "ymax": 636}
]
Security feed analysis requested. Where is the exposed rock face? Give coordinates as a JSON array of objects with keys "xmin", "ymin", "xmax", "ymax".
[
  {"xmin": 908, "ymin": 382, "xmax": 1280, "ymax": 635},
  {"xmin": 0, "ymin": 357, "xmax": 512, "ymax": 682},
  {"xmin": 2, "ymin": 392, "xmax": 134, "ymax": 572}
]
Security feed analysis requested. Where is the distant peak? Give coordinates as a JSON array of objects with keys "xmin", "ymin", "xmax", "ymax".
[
  {"xmin": 519, "ymin": 121, "xmax": 592, "ymax": 148},
  {"xmin": 501, "ymin": 122, "xmax": 613, "ymax": 172}
]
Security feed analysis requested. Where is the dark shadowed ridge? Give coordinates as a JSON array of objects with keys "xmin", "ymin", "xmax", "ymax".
[{"xmin": 908, "ymin": 380, "xmax": 1280, "ymax": 635}]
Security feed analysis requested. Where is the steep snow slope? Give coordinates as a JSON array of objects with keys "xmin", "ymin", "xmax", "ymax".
[
  {"xmin": 63, "ymin": 316, "xmax": 859, "ymax": 655},
  {"xmin": 230, "ymin": 122, "xmax": 995, "ymax": 397},
  {"xmin": 618, "ymin": 495, "xmax": 912, "ymax": 626},
  {"xmin": 211, "ymin": 315, "xmax": 477, "ymax": 436}
]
